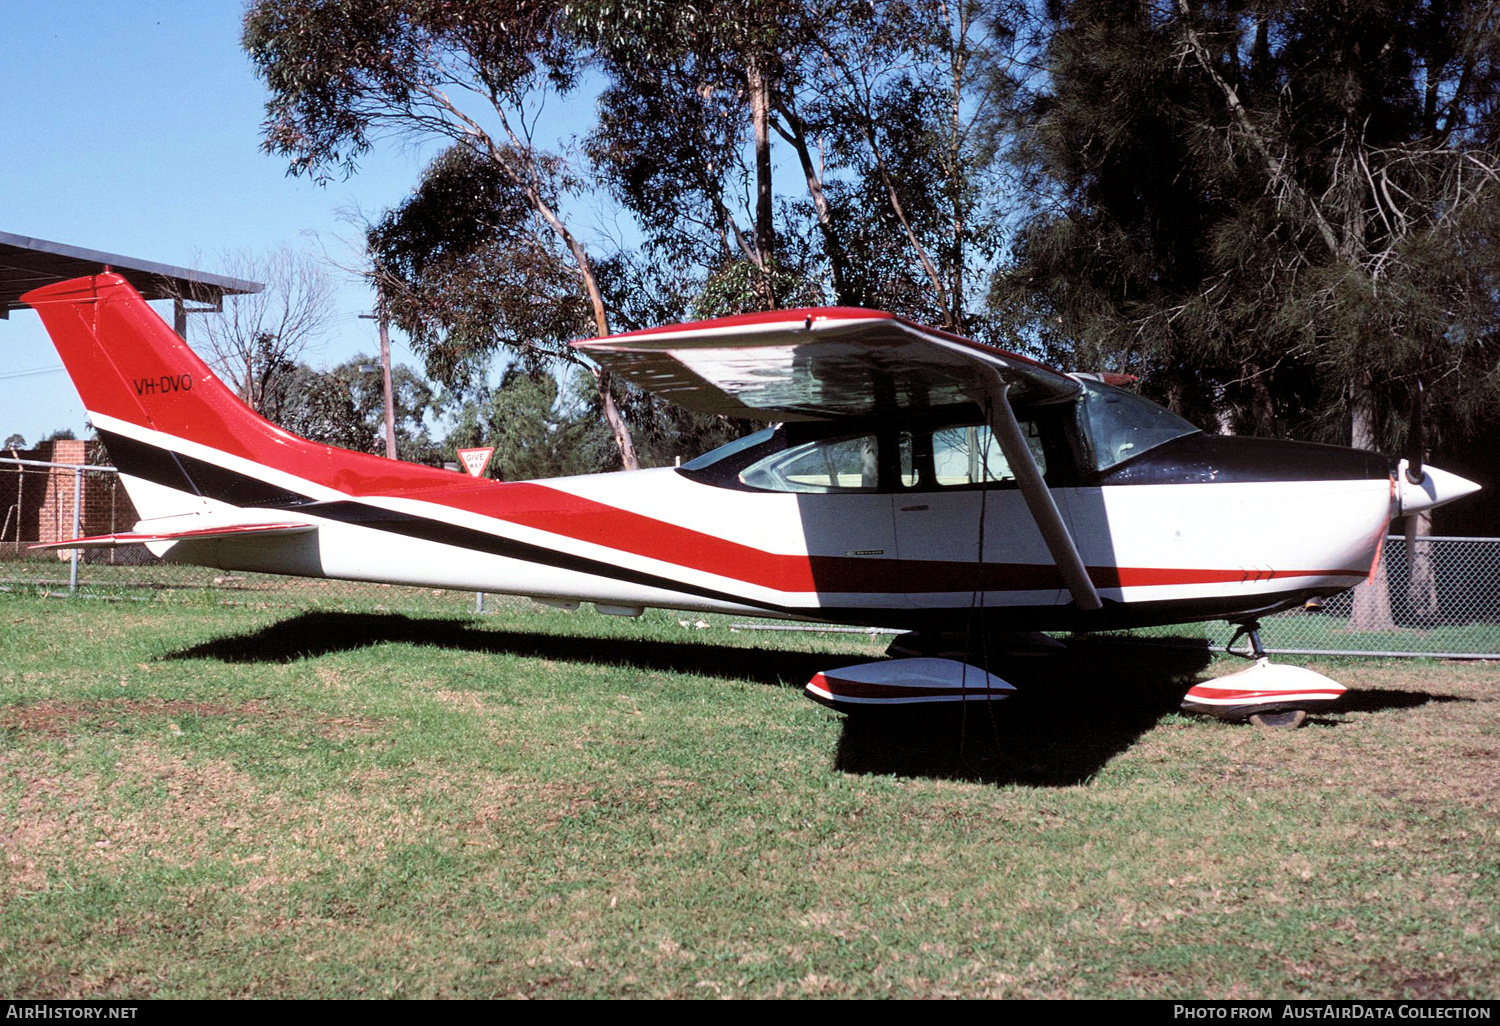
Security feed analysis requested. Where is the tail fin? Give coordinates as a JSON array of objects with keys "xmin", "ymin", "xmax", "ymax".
[
  {"xmin": 24, "ymin": 273, "xmax": 307, "ymax": 462},
  {"xmin": 22, "ymin": 273, "xmax": 454, "ymax": 509}
]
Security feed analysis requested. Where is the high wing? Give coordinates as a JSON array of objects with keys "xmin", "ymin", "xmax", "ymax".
[
  {"xmin": 576, "ymin": 307, "xmax": 1102, "ymax": 611},
  {"xmin": 573, "ymin": 306, "xmax": 1081, "ymax": 422}
]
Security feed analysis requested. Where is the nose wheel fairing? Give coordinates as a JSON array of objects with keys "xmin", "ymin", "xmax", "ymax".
[{"xmin": 1179, "ymin": 658, "xmax": 1346, "ymax": 724}]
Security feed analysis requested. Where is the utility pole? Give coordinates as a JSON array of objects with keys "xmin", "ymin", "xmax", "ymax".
[
  {"xmin": 360, "ymin": 289, "xmax": 398, "ymax": 460},
  {"xmin": 377, "ymin": 295, "xmax": 397, "ymax": 460}
]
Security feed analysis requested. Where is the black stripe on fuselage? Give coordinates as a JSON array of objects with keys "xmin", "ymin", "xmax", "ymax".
[
  {"xmin": 97, "ymin": 429, "xmax": 796, "ymax": 615},
  {"xmin": 100, "ymin": 430, "xmax": 309, "ymax": 507}
]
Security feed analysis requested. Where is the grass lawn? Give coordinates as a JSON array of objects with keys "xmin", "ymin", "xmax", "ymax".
[{"xmin": 1, "ymin": 595, "xmax": 1496, "ymax": 998}]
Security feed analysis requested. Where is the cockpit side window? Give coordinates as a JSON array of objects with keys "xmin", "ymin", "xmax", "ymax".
[
  {"xmin": 1075, "ymin": 380, "xmax": 1199, "ymax": 472},
  {"xmin": 740, "ymin": 433, "xmax": 883, "ymax": 493}
]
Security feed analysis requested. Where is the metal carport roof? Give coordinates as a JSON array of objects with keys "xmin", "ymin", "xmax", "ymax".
[{"xmin": 0, "ymin": 230, "xmax": 261, "ymax": 320}]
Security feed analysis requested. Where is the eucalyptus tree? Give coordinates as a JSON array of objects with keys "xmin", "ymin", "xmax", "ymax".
[
  {"xmin": 575, "ymin": 0, "xmax": 1024, "ymax": 327},
  {"xmin": 278, "ymin": 357, "xmax": 444, "ymax": 464},
  {"xmin": 572, "ymin": 0, "xmax": 806, "ymax": 311},
  {"xmin": 796, "ymin": 0, "xmax": 1024, "ymax": 332},
  {"xmin": 244, "ymin": 0, "xmax": 641, "ymax": 467}
]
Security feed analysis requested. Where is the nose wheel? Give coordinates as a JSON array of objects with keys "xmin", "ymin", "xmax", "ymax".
[{"xmin": 1247, "ymin": 709, "xmax": 1308, "ymax": 730}]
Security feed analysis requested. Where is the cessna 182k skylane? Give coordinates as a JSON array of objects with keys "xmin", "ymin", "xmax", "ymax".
[{"xmin": 24, "ymin": 273, "xmax": 1480, "ymax": 726}]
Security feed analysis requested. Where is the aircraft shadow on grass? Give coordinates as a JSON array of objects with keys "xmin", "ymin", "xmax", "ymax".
[
  {"xmin": 832, "ymin": 637, "xmax": 1214, "ymax": 787},
  {"xmin": 163, "ymin": 612, "xmax": 1469, "ymax": 788},
  {"xmin": 166, "ymin": 610, "xmax": 849, "ymax": 686}
]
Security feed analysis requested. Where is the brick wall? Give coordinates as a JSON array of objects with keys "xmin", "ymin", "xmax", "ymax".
[{"xmin": 0, "ymin": 440, "xmax": 139, "ymax": 556}]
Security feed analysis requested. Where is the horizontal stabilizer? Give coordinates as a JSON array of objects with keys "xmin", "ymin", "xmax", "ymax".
[{"xmin": 31, "ymin": 522, "xmax": 317, "ymax": 550}]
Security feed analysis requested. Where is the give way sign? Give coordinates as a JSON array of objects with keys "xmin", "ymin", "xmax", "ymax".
[{"xmin": 457, "ymin": 447, "xmax": 495, "ymax": 478}]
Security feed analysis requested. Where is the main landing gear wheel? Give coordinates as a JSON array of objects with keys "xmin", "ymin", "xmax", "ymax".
[{"xmin": 1248, "ymin": 709, "xmax": 1308, "ymax": 730}]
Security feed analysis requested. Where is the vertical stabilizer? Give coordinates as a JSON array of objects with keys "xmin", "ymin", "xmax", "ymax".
[{"xmin": 22, "ymin": 273, "xmax": 459, "ymax": 502}]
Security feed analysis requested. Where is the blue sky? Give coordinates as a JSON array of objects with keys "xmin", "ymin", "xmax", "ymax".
[{"xmin": 1, "ymin": 4, "xmax": 476, "ymax": 444}]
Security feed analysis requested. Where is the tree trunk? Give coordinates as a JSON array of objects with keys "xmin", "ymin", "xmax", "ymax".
[
  {"xmin": 1248, "ymin": 361, "xmax": 1275, "ymax": 436},
  {"xmin": 775, "ymin": 102, "xmax": 852, "ymax": 304},
  {"xmin": 1215, "ymin": 403, "xmax": 1235, "ymax": 436},
  {"xmin": 1404, "ymin": 510, "xmax": 1439, "ymax": 626},
  {"xmin": 535, "ymin": 193, "xmax": 640, "ymax": 470},
  {"xmin": 747, "ymin": 56, "xmax": 776, "ymax": 302},
  {"xmin": 489, "ymin": 128, "xmax": 642, "ymax": 471},
  {"xmin": 1349, "ymin": 383, "xmax": 1395, "ymax": 630},
  {"xmin": 593, "ymin": 368, "xmax": 637, "ymax": 472}
]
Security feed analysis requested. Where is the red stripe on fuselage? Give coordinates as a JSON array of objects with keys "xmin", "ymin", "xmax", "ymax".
[{"xmin": 410, "ymin": 479, "xmax": 1367, "ymax": 595}]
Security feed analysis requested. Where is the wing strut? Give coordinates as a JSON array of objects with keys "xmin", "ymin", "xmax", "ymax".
[{"xmin": 986, "ymin": 380, "xmax": 1102, "ymax": 611}]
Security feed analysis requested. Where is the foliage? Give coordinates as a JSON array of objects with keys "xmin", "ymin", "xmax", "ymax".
[
  {"xmin": 246, "ymin": 0, "xmax": 1042, "ymax": 475},
  {"xmin": 368, "ymin": 144, "xmax": 593, "ymax": 394},
  {"xmin": 246, "ymin": 0, "xmax": 641, "ymax": 467},
  {"xmin": 576, "ymin": 0, "xmax": 1025, "ymax": 328},
  {"xmin": 244, "ymin": 0, "xmax": 578, "ymax": 180},
  {"xmin": 575, "ymin": 0, "xmax": 800, "ymax": 295},
  {"xmin": 278, "ymin": 356, "xmax": 445, "ymax": 464},
  {"xmin": 443, "ymin": 367, "xmax": 613, "ymax": 479},
  {"xmin": 995, "ymin": 0, "xmax": 1500, "ymax": 443},
  {"xmin": 790, "ymin": 0, "xmax": 1022, "ymax": 329}
]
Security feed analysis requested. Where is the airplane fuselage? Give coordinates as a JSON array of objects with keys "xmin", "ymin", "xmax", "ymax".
[{"xmin": 95, "ymin": 409, "xmax": 1396, "ymax": 634}]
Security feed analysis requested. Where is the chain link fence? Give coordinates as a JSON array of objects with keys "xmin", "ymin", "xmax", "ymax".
[{"xmin": 3, "ymin": 458, "xmax": 1497, "ymax": 657}]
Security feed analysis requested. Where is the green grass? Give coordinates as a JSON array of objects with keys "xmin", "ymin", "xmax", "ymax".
[{"xmin": 1, "ymin": 595, "xmax": 1497, "ymax": 998}]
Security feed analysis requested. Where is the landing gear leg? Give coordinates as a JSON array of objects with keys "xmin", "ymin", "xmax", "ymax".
[{"xmin": 1226, "ymin": 620, "xmax": 1267, "ymax": 660}]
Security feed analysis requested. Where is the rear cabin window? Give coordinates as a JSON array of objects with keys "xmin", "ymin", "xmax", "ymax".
[{"xmin": 925, "ymin": 423, "xmax": 1046, "ymax": 486}]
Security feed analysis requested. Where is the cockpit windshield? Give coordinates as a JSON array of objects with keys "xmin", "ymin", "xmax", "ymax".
[
  {"xmin": 1076, "ymin": 380, "xmax": 1200, "ymax": 472},
  {"xmin": 679, "ymin": 427, "xmax": 777, "ymax": 472}
]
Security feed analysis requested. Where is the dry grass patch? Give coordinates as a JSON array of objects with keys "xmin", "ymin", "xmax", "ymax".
[{"xmin": 2, "ymin": 599, "xmax": 1497, "ymax": 997}]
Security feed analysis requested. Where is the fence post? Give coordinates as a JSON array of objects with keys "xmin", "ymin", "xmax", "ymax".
[{"xmin": 69, "ymin": 465, "xmax": 81, "ymax": 594}]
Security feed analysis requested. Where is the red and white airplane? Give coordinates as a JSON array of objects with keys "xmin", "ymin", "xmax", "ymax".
[{"xmin": 23, "ymin": 273, "xmax": 1480, "ymax": 725}]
